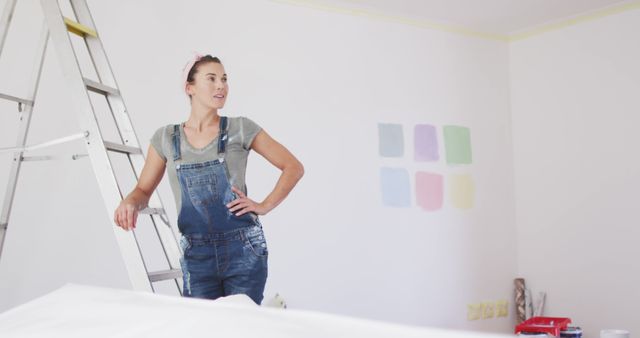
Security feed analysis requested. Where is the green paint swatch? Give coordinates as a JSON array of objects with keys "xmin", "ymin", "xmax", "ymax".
[{"xmin": 443, "ymin": 125, "xmax": 472, "ymax": 164}]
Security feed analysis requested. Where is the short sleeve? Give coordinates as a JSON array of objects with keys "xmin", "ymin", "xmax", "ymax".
[
  {"xmin": 150, "ymin": 126, "xmax": 167, "ymax": 161},
  {"xmin": 240, "ymin": 116, "xmax": 262, "ymax": 150}
]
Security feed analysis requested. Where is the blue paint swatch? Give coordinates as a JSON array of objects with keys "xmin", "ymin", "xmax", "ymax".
[
  {"xmin": 380, "ymin": 167, "xmax": 411, "ymax": 207},
  {"xmin": 378, "ymin": 123, "xmax": 404, "ymax": 157}
]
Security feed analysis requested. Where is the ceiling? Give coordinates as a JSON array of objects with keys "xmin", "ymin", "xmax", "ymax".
[{"xmin": 305, "ymin": 0, "xmax": 634, "ymax": 34}]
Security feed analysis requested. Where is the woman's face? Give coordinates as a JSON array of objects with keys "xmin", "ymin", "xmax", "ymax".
[{"xmin": 187, "ymin": 62, "xmax": 228, "ymax": 109}]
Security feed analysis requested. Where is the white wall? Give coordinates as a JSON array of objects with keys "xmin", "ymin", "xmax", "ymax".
[
  {"xmin": 510, "ymin": 8, "xmax": 640, "ymax": 338},
  {"xmin": 0, "ymin": 0, "xmax": 517, "ymax": 333}
]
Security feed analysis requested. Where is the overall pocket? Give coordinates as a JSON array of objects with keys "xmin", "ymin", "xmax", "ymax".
[
  {"xmin": 186, "ymin": 174, "xmax": 218, "ymax": 206},
  {"xmin": 243, "ymin": 226, "xmax": 268, "ymax": 257}
]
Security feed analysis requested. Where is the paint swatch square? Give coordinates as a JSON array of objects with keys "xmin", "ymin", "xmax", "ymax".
[
  {"xmin": 380, "ymin": 167, "xmax": 410, "ymax": 207},
  {"xmin": 378, "ymin": 123, "xmax": 404, "ymax": 158},
  {"xmin": 496, "ymin": 300, "xmax": 509, "ymax": 317},
  {"xmin": 415, "ymin": 171, "xmax": 443, "ymax": 211},
  {"xmin": 414, "ymin": 124, "xmax": 439, "ymax": 162},
  {"xmin": 449, "ymin": 174, "xmax": 475, "ymax": 209},
  {"xmin": 443, "ymin": 125, "xmax": 472, "ymax": 164},
  {"xmin": 467, "ymin": 303, "xmax": 482, "ymax": 321}
]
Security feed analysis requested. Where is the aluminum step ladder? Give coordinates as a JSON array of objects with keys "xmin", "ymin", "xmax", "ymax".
[{"xmin": 0, "ymin": 0, "xmax": 183, "ymax": 294}]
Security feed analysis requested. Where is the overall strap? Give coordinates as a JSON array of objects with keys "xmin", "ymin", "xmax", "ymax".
[
  {"xmin": 171, "ymin": 124, "xmax": 181, "ymax": 161},
  {"xmin": 217, "ymin": 116, "xmax": 228, "ymax": 156}
]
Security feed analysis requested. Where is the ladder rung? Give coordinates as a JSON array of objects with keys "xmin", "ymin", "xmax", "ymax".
[
  {"xmin": 104, "ymin": 141, "xmax": 142, "ymax": 155},
  {"xmin": 72, "ymin": 154, "xmax": 89, "ymax": 160},
  {"xmin": 84, "ymin": 78, "xmax": 119, "ymax": 96},
  {"xmin": 0, "ymin": 132, "xmax": 88, "ymax": 154},
  {"xmin": 0, "ymin": 92, "xmax": 33, "ymax": 106},
  {"xmin": 63, "ymin": 17, "xmax": 97, "ymax": 37},
  {"xmin": 21, "ymin": 154, "xmax": 88, "ymax": 161},
  {"xmin": 139, "ymin": 208, "xmax": 165, "ymax": 215},
  {"xmin": 148, "ymin": 269, "xmax": 182, "ymax": 283}
]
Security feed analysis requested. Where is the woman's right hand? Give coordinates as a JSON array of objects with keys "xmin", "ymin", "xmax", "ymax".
[
  {"xmin": 114, "ymin": 201, "xmax": 139, "ymax": 231},
  {"xmin": 113, "ymin": 144, "xmax": 167, "ymax": 232}
]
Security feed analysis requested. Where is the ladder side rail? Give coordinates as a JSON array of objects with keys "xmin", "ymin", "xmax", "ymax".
[
  {"xmin": 0, "ymin": 0, "xmax": 18, "ymax": 55},
  {"xmin": 70, "ymin": 0, "xmax": 183, "ymax": 283},
  {"xmin": 0, "ymin": 22, "xmax": 49, "ymax": 260},
  {"xmin": 40, "ymin": 0, "xmax": 153, "ymax": 292}
]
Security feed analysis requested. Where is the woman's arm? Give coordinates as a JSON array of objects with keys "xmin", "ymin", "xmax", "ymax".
[
  {"xmin": 114, "ymin": 145, "xmax": 166, "ymax": 231},
  {"xmin": 227, "ymin": 129, "xmax": 304, "ymax": 216}
]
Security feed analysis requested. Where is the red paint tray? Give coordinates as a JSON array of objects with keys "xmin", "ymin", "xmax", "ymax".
[{"xmin": 515, "ymin": 316, "xmax": 572, "ymax": 336}]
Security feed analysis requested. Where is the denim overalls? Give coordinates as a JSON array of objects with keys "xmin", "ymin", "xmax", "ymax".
[{"xmin": 172, "ymin": 116, "xmax": 268, "ymax": 305}]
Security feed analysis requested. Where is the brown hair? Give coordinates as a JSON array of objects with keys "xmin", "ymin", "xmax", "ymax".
[{"xmin": 186, "ymin": 55, "xmax": 222, "ymax": 98}]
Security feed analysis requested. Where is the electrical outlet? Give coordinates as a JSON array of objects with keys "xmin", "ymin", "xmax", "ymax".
[
  {"xmin": 467, "ymin": 303, "xmax": 482, "ymax": 321},
  {"xmin": 496, "ymin": 300, "xmax": 508, "ymax": 317},
  {"xmin": 481, "ymin": 302, "xmax": 495, "ymax": 319}
]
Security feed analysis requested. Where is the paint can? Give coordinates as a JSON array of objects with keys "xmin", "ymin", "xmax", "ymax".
[{"xmin": 560, "ymin": 326, "xmax": 582, "ymax": 338}]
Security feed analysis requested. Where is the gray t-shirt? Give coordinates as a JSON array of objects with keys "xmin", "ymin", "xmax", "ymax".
[{"xmin": 150, "ymin": 116, "xmax": 262, "ymax": 212}]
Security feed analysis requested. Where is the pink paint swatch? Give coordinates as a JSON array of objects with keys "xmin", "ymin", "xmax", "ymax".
[{"xmin": 415, "ymin": 171, "xmax": 444, "ymax": 211}]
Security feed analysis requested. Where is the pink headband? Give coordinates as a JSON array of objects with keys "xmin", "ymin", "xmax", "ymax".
[{"xmin": 182, "ymin": 52, "xmax": 204, "ymax": 95}]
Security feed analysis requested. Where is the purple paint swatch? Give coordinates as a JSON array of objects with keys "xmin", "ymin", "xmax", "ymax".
[{"xmin": 414, "ymin": 124, "xmax": 439, "ymax": 162}]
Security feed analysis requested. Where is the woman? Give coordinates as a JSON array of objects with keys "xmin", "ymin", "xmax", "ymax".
[{"xmin": 113, "ymin": 53, "xmax": 304, "ymax": 305}]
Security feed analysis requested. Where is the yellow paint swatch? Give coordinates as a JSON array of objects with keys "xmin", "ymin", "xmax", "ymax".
[
  {"xmin": 496, "ymin": 300, "xmax": 509, "ymax": 318},
  {"xmin": 449, "ymin": 174, "xmax": 475, "ymax": 209},
  {"xmin": 482, "ymin": 302, "xmax": 495, "ymax": 319},
  {"xmin": 467, "ymin": 303, "xmax": 482, "ymax": 321}
]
